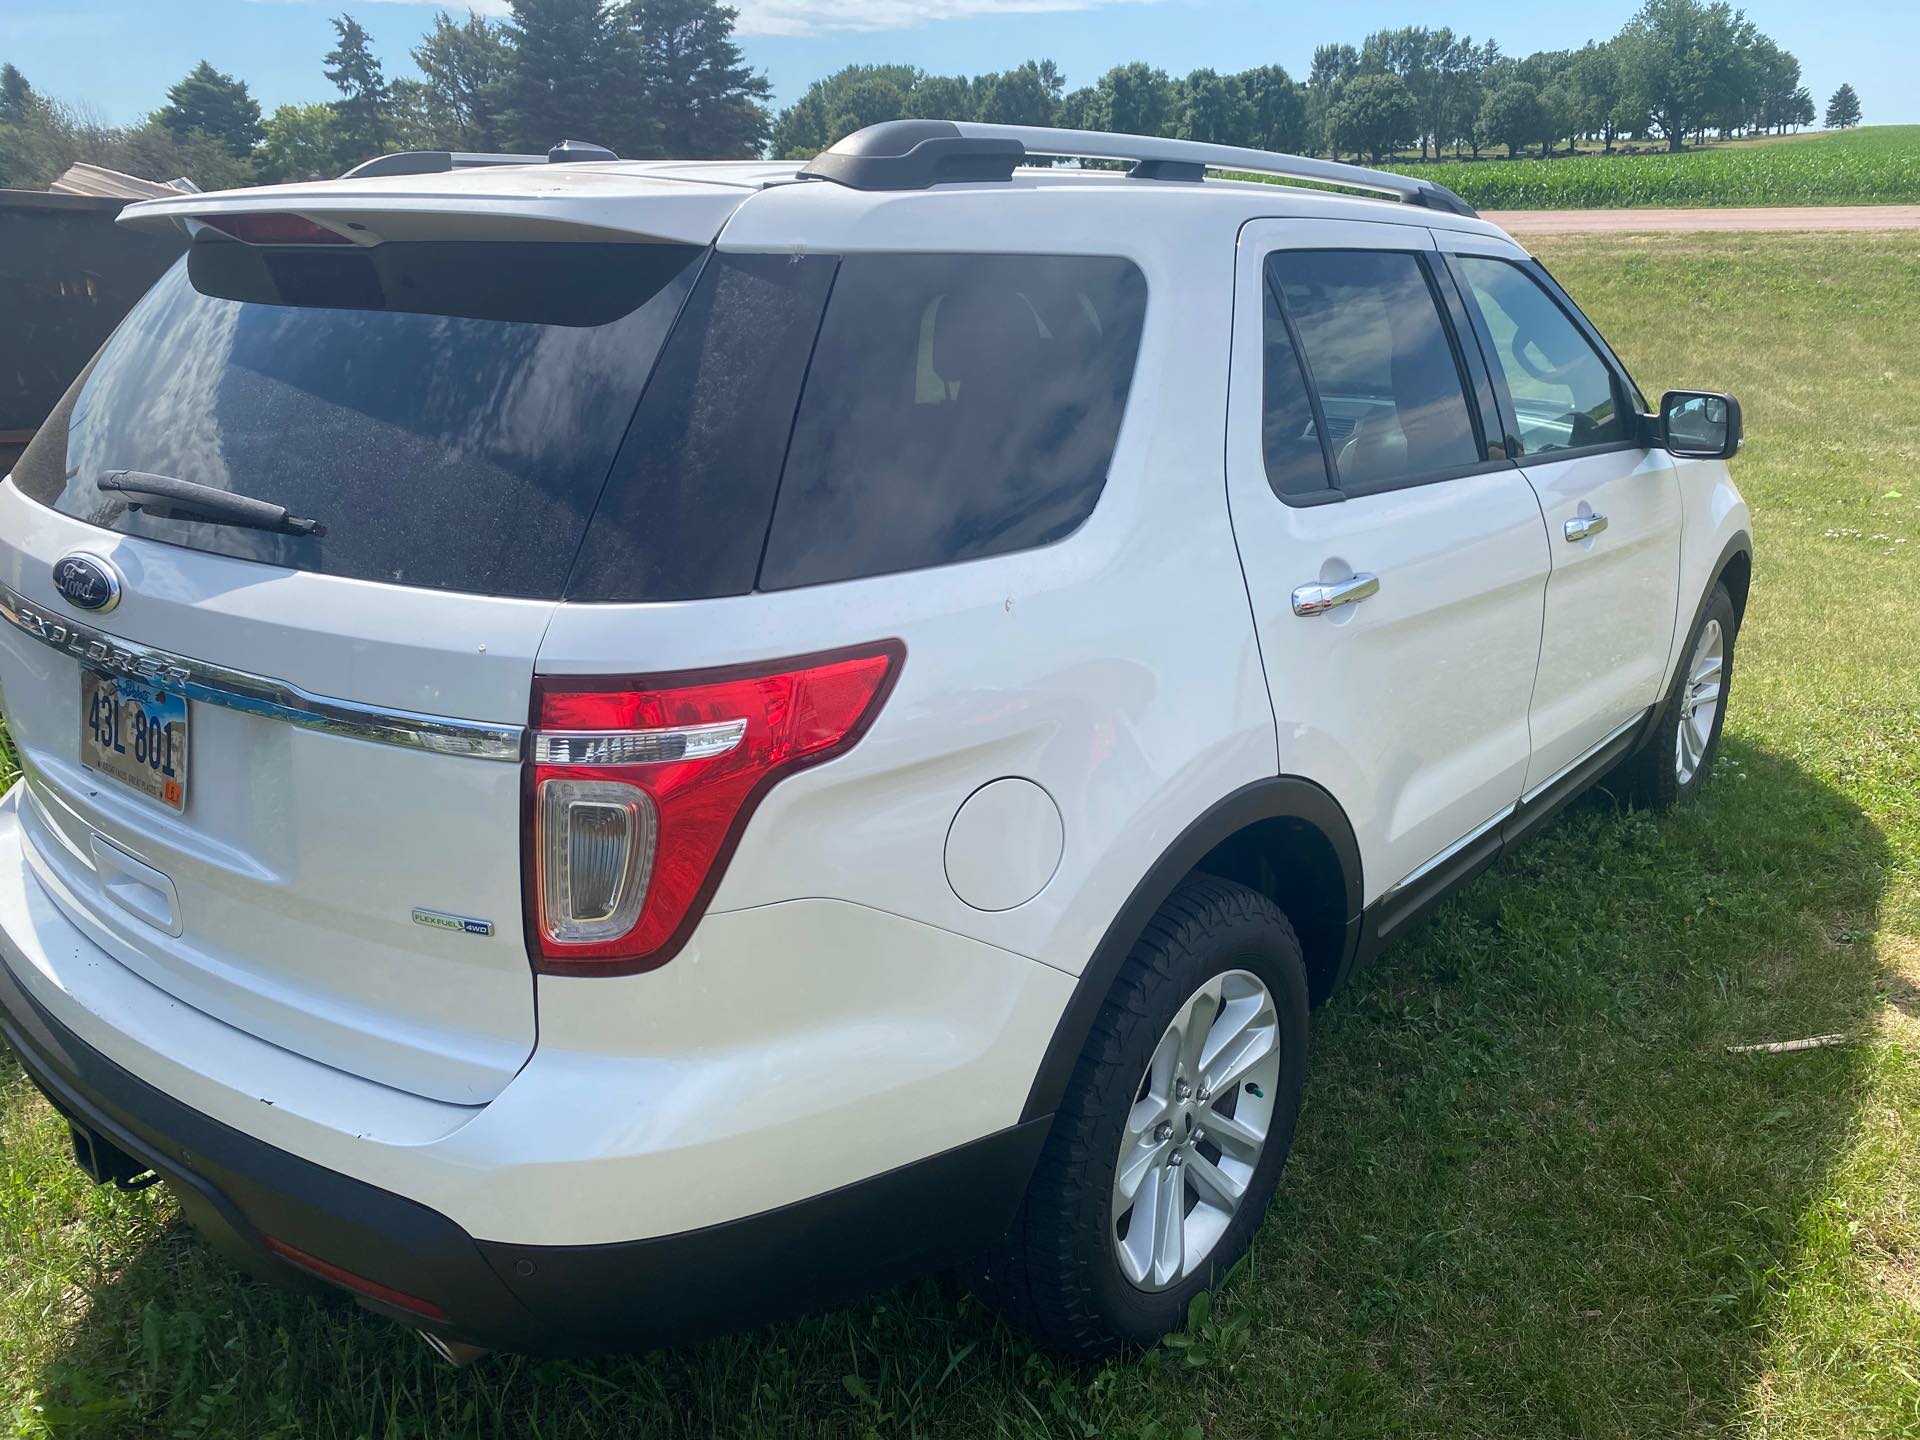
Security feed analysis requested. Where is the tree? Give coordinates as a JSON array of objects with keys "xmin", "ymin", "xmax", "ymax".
[
  {"xmin": 1444, "ymin": 37, "xmax": 1501, "ymax": 158},
  {"xmin": 1480, "ymin": 80, "xmax": 1542, "ymax": 158},
  {"xmin": 1327, "ymin": 73, "xmax": 1415, "ymax": 163},
  {"xmin": 829, "ymin": 76, "xmax": 912, "ymax": 141},
  {"xmin": 906, "ymin": 74, "xmax": 971, "ymax": 122},
  {"xmin": 1240, "ymin": 65, "xmax": 1306, "ymax": 153},
  {"xmin": 1175, "ymin": 68, "xmax": 1252, "ymax": 146},
  {"xmin": 502, "ymin": 0, "xmax": 634, "ymax": 154},
  {"xmin": 1745, "ymin": 35, "xmax": 1801, "ymax": 135},
  {"xmin": 0, "ymin": 63, "xmax": 35, "ymax": 127},
  {"xmin": 1617, "ymin": 0, "xmax": 1750, "ymax": 151},
  {"xmin": 1093, "ymin": 62, "xmax": 1175, "ymax": 137},
  {"xmin": 156, "ymin": 61, "xmax": 262, "ymax": 158},
  {"xmin": 1360, "ymin": 26, "xmax": 1446, "ymax": 160},
  {"xmin": 1569, "ymin": 40, "xmax": 1630, "ymax": 152},
  {"xmin": 768, "ymin": 64, "xmax": 921, "ymax": 157},
  {"xmin": 1825, "ymin": 83, "xmax": 1861, "ymax": 129},
  {"xmin": 975, "ymin": 60, "xmax": 1062, "ymax": 128},
  {"xmin": 324, "ymin": 14, "xmax": 392, "ymax": 165},
  {"xmin": 412, "ymin": 11, "xmax": 510, "ymax": 151},
  {"xmin": 1789, "ymin": 86, "xmax": 1815, "ymax": 132},
  {"xmin": 1305, "ymin": 43, "xmax": 1359, "ymax": 157},
  {"xmin": 258, "ymin": 102, "xmax": 340, "ymax": 182},
  {"xmin": 621, "ymin": 0, "xmax": 770, "ymax": 158}
]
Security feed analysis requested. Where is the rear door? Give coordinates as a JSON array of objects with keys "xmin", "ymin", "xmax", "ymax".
[
  {"xmin": 1225, "ymin": 218, "xmax": 1550, "ymax": 909},
  {"xmin": 1434, "ymin": 233, "xmax": 1681, "ymax": 795},
  {"xmin": 0, "ymin": 208, "xmax": 717, "ymax": 1104}
]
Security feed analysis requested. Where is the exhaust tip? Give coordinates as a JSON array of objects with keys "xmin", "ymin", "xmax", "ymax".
[{"xmin": 417, "ymin": 1329, "xmax": 492, "ymax": 1367}]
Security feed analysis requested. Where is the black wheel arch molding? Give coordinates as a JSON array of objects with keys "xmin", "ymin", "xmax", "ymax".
[{"xmin": 1019, "ymin": 775, "xmax": 1364, "ymax": 1124}]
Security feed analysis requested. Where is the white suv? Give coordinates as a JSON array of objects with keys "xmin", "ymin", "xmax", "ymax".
[{"xmin": 0, "ymin": 121, "xmax": 1749, "ymax": 1362}]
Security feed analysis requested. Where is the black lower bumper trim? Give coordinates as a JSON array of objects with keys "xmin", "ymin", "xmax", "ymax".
[{"xmin": 0, "ymin": 955, "xmax": 1048, "ymax": 1352}]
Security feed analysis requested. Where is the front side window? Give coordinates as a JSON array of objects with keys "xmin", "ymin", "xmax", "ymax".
[
  {"xmin": 1265, "ymin": 250, "xmax": 1483, "ymax": 495},
  {"xmin": 1453, "ymin": 256, "xmax": 1626, "ymax": 457},
  {"xmin": 757, "ymin": 252, "xmax": 1148, "ymax": 591}
]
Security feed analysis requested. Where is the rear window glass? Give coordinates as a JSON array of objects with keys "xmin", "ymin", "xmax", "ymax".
[
  {"xmin": 10, "ymin": 240, "xmax": 700, "ymax": 600},
  {"xmin": 757, "ymin": 253, "xmax": 1148, "ymax": 591}
]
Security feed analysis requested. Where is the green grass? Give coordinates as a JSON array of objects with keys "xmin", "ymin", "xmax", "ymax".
[
  {"xmin": 4, "ymin": 232, "xmax": 1920, "ymax": 1437},
  {"xmin": 1378, "ymin": 125, "xmax": 1920, "ymax": 209}
]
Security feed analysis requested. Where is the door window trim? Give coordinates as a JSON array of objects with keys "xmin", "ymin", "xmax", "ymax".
[{"xmin": 1260, "ymin": 245, "xmax": 1517, "ymax": 507}]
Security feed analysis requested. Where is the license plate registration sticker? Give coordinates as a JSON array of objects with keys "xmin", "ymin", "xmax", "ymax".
[{"xmin": 80, "ymin": 672, "xmax": 189, "ymax": 812}]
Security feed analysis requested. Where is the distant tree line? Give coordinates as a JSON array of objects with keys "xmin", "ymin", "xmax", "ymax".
[
  {"xmin": 774, "ymin": 0, "xmax": 1832, "ymax": 164},
  {"xmin": 0, "ymin": 0, "xmax": 768, "ymax": 188},
  {"xmin": 0, "ymin": 0, "xmax": 1863, "ymax": 192}
]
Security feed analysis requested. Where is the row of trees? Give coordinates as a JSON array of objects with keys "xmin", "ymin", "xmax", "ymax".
[
  {"xmin": 774, "ymin": 0, "xmax": 1839, "ymax": 164},
  {"xmin": 0, "ymin": 0, "xmax": 1868, "ymax": 191},
  {"xmin": 0, "ymin": 0, "xmax": 769, "ymax": 190}
]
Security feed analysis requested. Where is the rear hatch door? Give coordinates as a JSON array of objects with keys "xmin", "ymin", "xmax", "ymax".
[{"xmin": 0, "ymin": 175, "xmax": 737, "ymax": 1102}]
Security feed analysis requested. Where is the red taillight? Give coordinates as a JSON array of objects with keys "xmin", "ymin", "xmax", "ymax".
[
  {"xmin": 198, "ymin": 212, "xmax": 352, "ymax": 245},
  {"xmin": 527, "ymin": 641, "xmax": 903, "ymax": 975}
]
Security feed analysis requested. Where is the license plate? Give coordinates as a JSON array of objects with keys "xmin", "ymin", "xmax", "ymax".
[{"xmin": 80, "ymin": 673, "xmax": 189, "ymax": 812}]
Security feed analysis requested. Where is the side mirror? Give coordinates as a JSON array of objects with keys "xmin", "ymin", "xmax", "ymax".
[{"xmin": 1658, "ymin": 390, "xmax": 1742, "ymax": 460}]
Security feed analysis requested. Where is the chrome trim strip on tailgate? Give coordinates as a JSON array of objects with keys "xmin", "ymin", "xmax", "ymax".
[{"xmin": 0, "ymin": 584, "xmax": 524, "ymax": 761}]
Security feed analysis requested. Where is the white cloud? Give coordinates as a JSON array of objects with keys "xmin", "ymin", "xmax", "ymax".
[{"xmin": 732, "ymin": 0, "xmax": 1159, "ymax": 38}]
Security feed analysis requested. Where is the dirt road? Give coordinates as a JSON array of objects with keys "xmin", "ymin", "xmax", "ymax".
[{"xmin": 1481, "ymin": 205, "xmax": 1920, "ymax": 234}]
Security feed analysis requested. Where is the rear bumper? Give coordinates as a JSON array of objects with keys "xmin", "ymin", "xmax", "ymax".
[{"xmin": 0, "ymin": 955, "xmax": 1048, "ymax": 1350}]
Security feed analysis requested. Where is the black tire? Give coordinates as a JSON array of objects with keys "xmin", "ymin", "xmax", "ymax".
[
  {"xmin": 969, "ymin": 875, "xmax": 1309, "ymax": 1359},
  {"xmin": 1617, "ymin": 583, "xmax": 1738, "ymax": 810}
]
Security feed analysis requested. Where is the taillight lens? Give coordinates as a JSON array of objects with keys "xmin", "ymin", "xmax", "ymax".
[{"xmin": 528, "ymin": 641, "xmax": 903, "ymax": 974}]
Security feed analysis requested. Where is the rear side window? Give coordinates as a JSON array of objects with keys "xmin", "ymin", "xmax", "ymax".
[
  {"xmin": 10, "ymin": 241, "xmax": 701, "ymax": 600},
  {"xmin": 1452, "ymin": 256, "xmax": 1626, "ymax": 456},
  {"xmin": 1265, "ymin": 250, "xmax": 1482, "ymax": 495},
  {"xmin": 566, "ymin": 252, "xmax": 838, "ymax": 602},
  {"xmin": 757, "ymin": 253, "xmax": 1148, "ymax": 591}
]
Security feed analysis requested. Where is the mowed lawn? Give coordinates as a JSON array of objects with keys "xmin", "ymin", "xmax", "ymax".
[{"xmin": 3, "ymin": 232, "xmax": 1918, "ymax": 1438}]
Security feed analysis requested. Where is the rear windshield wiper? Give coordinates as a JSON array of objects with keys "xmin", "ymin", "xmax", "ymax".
[{"xmin": 98, "ymin": 471, "xmax": 328, "ymax": 539}]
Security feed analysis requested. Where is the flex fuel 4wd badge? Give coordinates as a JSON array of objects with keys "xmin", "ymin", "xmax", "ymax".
[{"xmin": 411, "ymin": 908, "xmax": 495, "ymax": 938}]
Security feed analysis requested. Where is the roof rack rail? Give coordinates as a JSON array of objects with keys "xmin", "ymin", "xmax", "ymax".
[
  {"xmin": 339, "ymin": 139, "xmax": 619, "ymax": 181},
  {"xmin": 798, "ymin": 120, "xmax": 1478, "ymax": 218}
]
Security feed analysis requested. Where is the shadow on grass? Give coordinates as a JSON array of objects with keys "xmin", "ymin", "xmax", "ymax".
[{"xmin": 8, "ymin": 737, "xmax": 1896, "ymax": 1439}]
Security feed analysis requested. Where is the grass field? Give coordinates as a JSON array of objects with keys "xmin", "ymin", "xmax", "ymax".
[
  {"xmin": 1381, "ymin": 125, "xmax": 1920, "ymax": 209},
  {"xmin": 3, "ymin": 231, "xmax": 1919, "ymax": 1437}
]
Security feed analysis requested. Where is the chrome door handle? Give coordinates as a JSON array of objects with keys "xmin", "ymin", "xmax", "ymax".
[
  {"xmin": 1563, "ymin": 512, "xmax": 1609, "ymax": 543},
  {"xmin": 1291, "ymin": 573, "xmax": 1379, "ymax": 617}
]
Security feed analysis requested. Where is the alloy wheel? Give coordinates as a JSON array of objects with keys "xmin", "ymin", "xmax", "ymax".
[
  {"xmin": 1674, "ymin": 617, "xmax": 1725, "ymax": 786},
  {"xmin": 1110, "ymin": 968, "xmax": 1281, "ymax": 1291}
]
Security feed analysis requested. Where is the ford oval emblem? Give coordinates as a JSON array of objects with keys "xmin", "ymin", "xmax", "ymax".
[{"xmin": 51, "ymin": 553, "xmax": 122, "ymax": 614}]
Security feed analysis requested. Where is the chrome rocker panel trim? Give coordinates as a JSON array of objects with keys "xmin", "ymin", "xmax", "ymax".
[{"xmin": 0, "ymin": 583, "xmax": 524, "ymax": 762}]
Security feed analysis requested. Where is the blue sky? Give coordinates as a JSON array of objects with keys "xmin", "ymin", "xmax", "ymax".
[{"xmin": 4, "ymin": 0, "xmax": 1913, "ymax": 130}]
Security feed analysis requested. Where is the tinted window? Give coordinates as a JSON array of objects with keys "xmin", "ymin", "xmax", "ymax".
[
  {"xmin": 567, "ymin": 252, "xmax": 837, "ymax": 602},
  {"xmin": 1260, "ymin": 271, "xmax": 1333, "ymax": 499},
  {"xmin": 1454, "ymin": 256, "xmax": 1625, "ymax": 456},
  {"xmin": 758, "ymin": 253, "xmax": 1147, "ymax": 591},
  {"xmin": 11, "ymin": 242, "xmax": 701, "ymax": 600},
  {"xmin": 1267, "ymin": 250, "xmax": 1481, "ymax": 493}
]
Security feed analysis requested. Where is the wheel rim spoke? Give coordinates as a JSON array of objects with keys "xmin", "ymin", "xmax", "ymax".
[
  {"xmin": 1199, "ymin": 1103, "xmax": 1265, "ymax": 1163},
  {"xmin": 1183, "ymin": 1150, "xmax": 1246, "ymax": 1210}
]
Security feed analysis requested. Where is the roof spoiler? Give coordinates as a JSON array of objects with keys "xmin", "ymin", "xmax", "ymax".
[{"xmin": 799, "ymin": 120, "xmax": 1478, "ymax": 217}]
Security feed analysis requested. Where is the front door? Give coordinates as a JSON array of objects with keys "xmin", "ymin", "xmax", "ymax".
[
  {"xmin": 1225, "ymin": 218, "xmax": 1551, "ymax": 908},
  {"xmin": 1433, "ymin": 234, "xmax": 1682, "ymax": 795}
]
